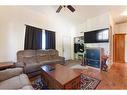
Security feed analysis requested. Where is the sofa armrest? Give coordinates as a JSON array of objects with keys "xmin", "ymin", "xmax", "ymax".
[
  {"xmin": 58, "ymin": 56, "xmax": 65, "ymax": 65},
  {"xmin": 14, "ymin": 62, "xmax": 25, "ymax": 68},
  {"xmin": 0, "ymin": 68, "xmax": 23, "ymax": 82}
]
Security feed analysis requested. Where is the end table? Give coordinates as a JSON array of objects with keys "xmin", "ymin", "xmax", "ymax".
[{"xmin": 0, "ymin": 62, "xmax": 14, "ymax": 70}]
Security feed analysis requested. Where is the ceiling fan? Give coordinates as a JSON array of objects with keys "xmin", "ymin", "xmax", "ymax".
[{"xmin": 56, "ymin": 5, "xmax": 75, "ymax": 13}]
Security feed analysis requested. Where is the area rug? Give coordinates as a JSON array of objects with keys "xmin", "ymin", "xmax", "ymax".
[
  {"xmin": 31, "ymin": 76, "xmax": 48, "ymax": 90},
  {"xmin": 81, "ymin": 74, "xmax": 101, "ymax": 90},
  {"xmin": 31, "ymin": 74, "xmax": 101, "ymax": 90}
]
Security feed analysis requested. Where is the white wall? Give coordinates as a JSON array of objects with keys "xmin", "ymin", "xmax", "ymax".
[
  {"xmin": 85, "ymin": 13, "xmax": 109, "ymax": 32},
  {"xmin": 73, "ymin": 13, "xmax": 110, "ymax": 55},
  {"xmin": 115, "ymin": 23, "xmax": 127, "ymax": 33},
  {"xmin": 0, "ymin": 6, "xmax": 74, "ymax": 62},
  {"xmin": 115, "ymin": 23, "xmax": 127, "ymax": 62},
  {"xmin": 74, "ymin": 13, "xmax": 109, "ymax": 37}
]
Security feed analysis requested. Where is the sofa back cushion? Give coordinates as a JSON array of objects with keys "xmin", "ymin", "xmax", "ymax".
[
  {"xmin": 23, "ymin": 56, "xmax": 36, "ymax": 64},
  {"xmin": 17, "ymin": 49, "xmax": 61, "ymax": 64},
  {"xmin": 17, "ymin": 50, "xmax": 36, "ymax": 64},
  {"xmin": 48, "ymin": 49, "xmax": 59, "ymax": 59},
  {"xmin": 36, "ymin": 54, "xmax": 49, "ymax": 62},
  {"xmin": 36, "ymin": 50, "xmax": 49, "ymax": 63}
]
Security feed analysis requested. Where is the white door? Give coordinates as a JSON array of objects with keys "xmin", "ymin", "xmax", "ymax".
[{"xmin": 63, "ymin": 37, "xmax": 71, "ymax": 60}]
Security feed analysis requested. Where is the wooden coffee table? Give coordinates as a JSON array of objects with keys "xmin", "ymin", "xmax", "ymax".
[
  {"xmin": 41, "ymin": 64, "xmax": 81, "ymax": 89},
  {"xmin": 0, "ymin": 62, "xmax": 14, "ymax": 70}
]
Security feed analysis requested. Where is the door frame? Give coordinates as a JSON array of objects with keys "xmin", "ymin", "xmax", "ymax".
[{"xmin": 113, "ymin": 34, "xmax": 126, "ymax": 63}]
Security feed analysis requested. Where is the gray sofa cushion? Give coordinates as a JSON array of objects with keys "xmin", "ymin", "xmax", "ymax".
[
  {"xmin": 17, "ymin": 49, "xmax": 65, "ymax": 77},
  {"xmin": 15, "ymin": 62, "xmax": 25, "ymax": 68},
  {"xmin": 0, "ymin": 68, "xmax": 23, "ymax": 82},
  {"xmin": 24, "ymin": 64, "xmax": 41, "ymax": 74},
  {"xmin": 20, "ymin": 85, "xmax": 34, "ymax": 90},
  {"xmin": 0, "ymin": 74, "xmax": 32, "ymax": 90},
  {"xmin": 39, "ymin": 59, "xmax": 63, "ymax": 66},
  {"xmin": 23, "ymin": 56, "xmax": 36, "ymax": 64},
  {"xmin": 17, "ymin": 50, "xmax": 36, "ymax": 62},
  {"xmin": 38, "ymin": 60, "xmax": 54, "ymax": 65},
  {"xmin": 48, "ymin": 49, "xmax": 59, "ymax": 59},
  {"xmin": 36, "ymin": 54, "xmax": 49, "ymax": 62}
]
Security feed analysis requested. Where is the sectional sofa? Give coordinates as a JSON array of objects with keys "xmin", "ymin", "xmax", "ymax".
[
  {"xmin": 0, "ymin": 68, "xmax": 33, "ymax": 89},
  {"xmin": 16, "ymin": 49, "xmax": 65, "ymax": 77}
]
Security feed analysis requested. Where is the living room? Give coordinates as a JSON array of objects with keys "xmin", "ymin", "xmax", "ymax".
[{"xmin": 0, "ymin": 1, "xmax": 127, "ymax": 94}]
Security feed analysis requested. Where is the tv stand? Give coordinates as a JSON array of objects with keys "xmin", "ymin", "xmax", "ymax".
[{"xmin": 85, "ymin": 48, "xmax": 104, "ymax": 69}]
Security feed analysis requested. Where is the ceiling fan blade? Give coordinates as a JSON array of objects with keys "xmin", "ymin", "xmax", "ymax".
[
  {"xmin": 56, "ymin": 5, "xmax": 62, "ymax": 13},
  {"xmin": 67, "ymin": 5, "xmax": 75, "ymax": 12}
]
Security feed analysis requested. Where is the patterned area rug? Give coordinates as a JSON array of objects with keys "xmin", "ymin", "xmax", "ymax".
[
  {"xmin": 31, "ymin": 74, "xmax": 101, "ymax": 90},
  {"xmin": 81, "ymin": 74, "xmax": 101, "ymax": 89},
  {"xmin": 31, "ymin": 76, "xmax": 48, "ymax": 90}
]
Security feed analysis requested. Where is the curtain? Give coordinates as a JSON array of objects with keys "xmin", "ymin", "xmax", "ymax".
[
  {"xmin": 45, "ymin": 30, "xmax": 56, "ymax": 49},
  {"xmin": 24, "ymin": 25, "xmax": 42, "ymax": 50}
]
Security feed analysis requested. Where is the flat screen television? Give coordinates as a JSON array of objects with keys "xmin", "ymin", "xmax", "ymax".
[{"xmin": 84, "ymin": 28, "xmax": 109, "ymax": 43}]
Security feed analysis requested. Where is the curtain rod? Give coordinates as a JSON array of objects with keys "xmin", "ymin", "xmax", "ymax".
[
  {"xmin": 25, "ymin": 24, "xmax": 55, "ymax": 32},
  {"xmin": 25, "ymin": 24, "xmax": 43, "ymax": 30}
]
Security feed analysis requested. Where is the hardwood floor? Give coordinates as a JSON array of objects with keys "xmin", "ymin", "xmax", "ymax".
[
  {"xmin": 82, "ymin": 62, "xmax": 127, "ymax": 89},
  {"xmin": 65, "ymin": 61, "xmax": 127, "ymax": 89},
  {"xmin": 30, "ymin": 62, "xmax": 127, "ymax": 89}
]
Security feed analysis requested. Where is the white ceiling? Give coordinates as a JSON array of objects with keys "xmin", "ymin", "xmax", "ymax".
[{"xmin": 23, "ymin": 5, "xmax": 127, "ymax": 25}]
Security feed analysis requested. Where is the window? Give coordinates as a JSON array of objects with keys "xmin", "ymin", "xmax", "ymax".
[
  {"xmin": 45, "ymin": 30, "xmax": 56, "ymax": 49},
  {"xmin": 24, "ymin": 25, "xmax": 42, "ymax": 50},
  {"xmin": 42, "ymin": 30, "xmax": 46, "ymax": 50},
  {"xmin": 42, "ymin": 30, "xmax": 56, "ymax": 50},
  {"xmin": 24, "ymin": 25, "xmax": 55, "ymax": 50},
  {"xmin": 97, "ymin": 29, "xmax": 109, "ymax": 41}
]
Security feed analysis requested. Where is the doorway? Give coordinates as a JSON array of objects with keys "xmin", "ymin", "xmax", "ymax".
[
  {"xmin": 113, "ymin": 34, "xmax": 125, "ymax": 63},
  {"xmin": 63, "ymin": 37, "xmax": 71, "ymax": 60}
]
